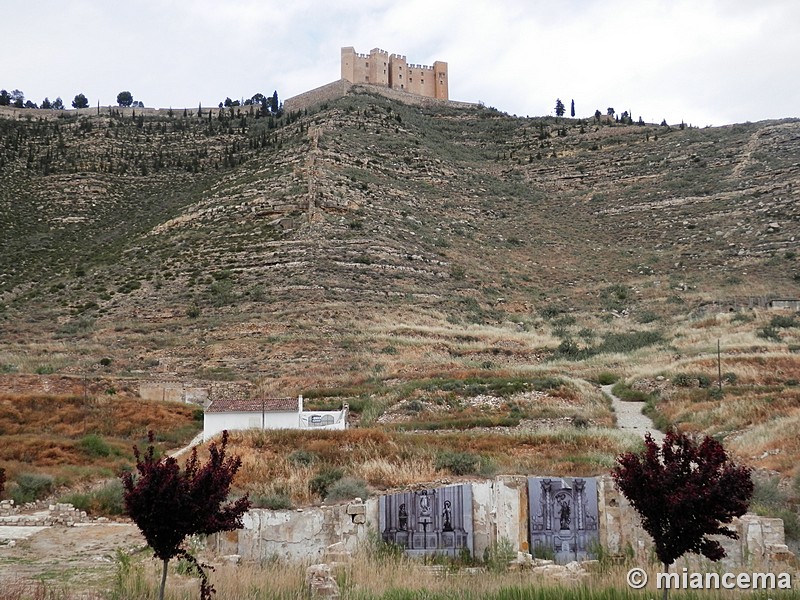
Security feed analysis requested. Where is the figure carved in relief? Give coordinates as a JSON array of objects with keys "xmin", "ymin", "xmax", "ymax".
[
  {"xmin": 559, "ymin": 498, "xmax": 571, "ymax": 530},
  {"xmin": 442, "ymin": 500, "xmax": 453, "ymax": 532},
  {"xmin": 398, "ymin": 503, "xmax": 408, "ymax": 530}
]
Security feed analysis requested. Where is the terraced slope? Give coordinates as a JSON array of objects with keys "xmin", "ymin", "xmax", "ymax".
[{"xmin": 0, "ymin": 95, "xmax": 798, "ymax": 389}]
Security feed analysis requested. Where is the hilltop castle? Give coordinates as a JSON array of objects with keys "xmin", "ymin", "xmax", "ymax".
[
  {"xmin": 284, "ymin": 46, "xmax": 463, "ymax": 114},
  {"xmin": 340, "ymin": 47, "xmax": 448, "ymax": 101}
]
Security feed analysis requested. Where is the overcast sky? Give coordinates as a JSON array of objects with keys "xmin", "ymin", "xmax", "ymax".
[{"xmin": 2, "ymin": 0, "xmax": 797, "ymax": 126}]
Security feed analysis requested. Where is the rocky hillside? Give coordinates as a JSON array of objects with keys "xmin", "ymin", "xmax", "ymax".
[{"xmin": 0, "ymin": 94, "xmax": 798, "ymax": 390}]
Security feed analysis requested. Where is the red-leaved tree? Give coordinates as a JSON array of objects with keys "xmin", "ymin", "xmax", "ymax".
[
  {"xmin": 0, "ymin": 467, "xmax": 5, "ymax": 497},
  {"xmin": 121, "ymin": 431, "xmax": 250, "ymax": 600},
  {"xmin": 612, "ymin": 430, "xmax": 752, "ymax": 599}
]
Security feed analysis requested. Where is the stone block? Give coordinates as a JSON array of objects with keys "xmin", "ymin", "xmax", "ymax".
[
  {"xmin": 346, "ymin": 503, "xmax": 365, "ymax": 516},
  {"xmin": 306, "ymin": 564, "xmax": 340, "ymax": 600},
  {"xmin": 352, "ymin": 514, "xmax": 366, "ymax": 524}
]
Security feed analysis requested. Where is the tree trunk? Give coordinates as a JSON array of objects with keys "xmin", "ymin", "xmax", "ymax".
[
  {"xmin": 159, "ymin": 558, "xmax": 169, "ymax": 600},
  {"xmin": 663, "ymin": 562, "xmax": 670, "ymax": 600}
]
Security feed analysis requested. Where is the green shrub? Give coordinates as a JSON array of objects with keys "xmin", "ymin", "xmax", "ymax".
[
  {"xmin": 309, "ymin": 467, "xmax": 344, "ymax": 499},
  {"xmin": 435, "ymin": 451, "xmax": 481, "ymax": 476},
  {"xmin": 722, "ymin": 372, "xmax": 738, "ymax": 385},
  {"xmin": 611, "ymin": 382, "xmax": 655, "ymax": 402},
  {"xmin": 61, "ymin": 480, "xmax": 125, "ymax": 516},
  {"xmin": 12, "ymin": 472, "xmax": 54, "ymax": 504},
  {"xmin": 635, "ymin": 310, "xmax": 660, "ymax": 324},
  {"xmin": 671, "ymin": 372, "xmax": 712, "ymax": 388},
  {"xmin": 597, "ymin": 372, "xmax": 619, "ymax": 385},
  {"xmin": 751, "ymin": 476, "xmax": 800, "ymax": 541},
  {"xmin": 597, "ymin": 330, "xmax": 663, "ymax": 354},
  {"xmin": 325, "ymin": 476, "xmax": 369, "ymax": 502},
  {"xmin": 572, "ymin": 414, "xmax": 590, "ymax": 429},
  {"xmin": 600, "ymin": 284, "xmax": 630, "ymax": 309},
  {"xmin": 758, "ymin": 326, "xmax": 782, "ymax": 341},
  {"xmin": 287, "ymin": 449, "xmax": 317, "ymax": 467},
  {"xmin": 770, "ymin": 315, "xmax": 797, "ymax": 329},
  {"xmin": 253, "ymin": 493, "xmax": 292, "ymax": 510},
  {"xmin": 78, "ymin": 433, "xmax": 112, "ymax": 457},
  {"xmin": 642, "ymin": 399, "xmax": 671, "ymax": 432},
  {"xmin": 248, "ymin": 284, "xmax": 266, "ymax": 302},
  {"xmin": 483, "ymin": 537, "xmax": 515, "ymax": 572},
  {"xmin": 209, "ymin": 279, "xmax": 235, "ymax": 306}
]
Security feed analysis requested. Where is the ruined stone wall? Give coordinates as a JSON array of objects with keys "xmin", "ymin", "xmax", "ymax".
[
  {"xmin": 139, "ymin": 379, "xmax": 251, "ymax": 408},
  {"xmin": 209, "ymin": 498, "xmax": 377, "ymax": 561},
  {"xmin": 472, "ymin": 476, "xmax": 530, "ymax": 558},
  {"xmin": 214, "ymin": 475, "xmax": 791, "ymax": 568},
  {"xmin": 0, "ymin": 500, "xmax": 92, "ymax": 527}
]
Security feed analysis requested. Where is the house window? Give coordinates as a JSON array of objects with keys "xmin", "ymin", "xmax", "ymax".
[{"xmin": 309, "ymin": 414, "xmax": 335, "ymax": 427}]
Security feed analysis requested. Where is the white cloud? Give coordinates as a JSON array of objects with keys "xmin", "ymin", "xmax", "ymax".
[{"xmin": 0, "ymin": 0, "xmax": 797, "ymax": 123}]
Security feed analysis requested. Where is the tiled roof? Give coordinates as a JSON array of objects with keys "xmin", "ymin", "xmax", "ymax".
[{"xmin": 206, "ymin": 397, "xmax": 298, "ymax": 413}]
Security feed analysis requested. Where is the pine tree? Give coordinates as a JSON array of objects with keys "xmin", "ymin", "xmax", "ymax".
[{"xmin": 555, "ymin": 98, "xmax": 565, "ymax": 117}]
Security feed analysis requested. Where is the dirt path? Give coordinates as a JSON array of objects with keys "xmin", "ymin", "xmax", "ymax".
[
  {"xmin": 169, "ymin": 430, "xmax": 205, "ymax": 459},
  {"xmin": 602, "ymin": 384, "xmax": 665, "ymax": 444},
  {"xmin": 0, "ymin": 521, "xmax": 144, "ymax": 592}
]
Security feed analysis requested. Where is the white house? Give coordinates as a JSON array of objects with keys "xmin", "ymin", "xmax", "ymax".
[{"xmin": 203, "ymin": 395, "xmax": 348, "ymax": 441}]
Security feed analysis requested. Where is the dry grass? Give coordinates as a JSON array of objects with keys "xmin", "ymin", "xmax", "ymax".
[
  {"xmin": 0, "ymin": 393, "xmax": 201, "ymax": 484},
  {"xmin": 213, "ymin": 427, "xmax": 640, "ymax": 505},
  {"xmin": 110, "ymin": 547, "xmax": 799, "ymax": 600}
]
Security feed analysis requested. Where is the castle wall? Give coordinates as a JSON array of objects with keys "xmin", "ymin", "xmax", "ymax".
[{"xmin": 283, "ymin": 81, "xmax": 475, "ymax": 115}]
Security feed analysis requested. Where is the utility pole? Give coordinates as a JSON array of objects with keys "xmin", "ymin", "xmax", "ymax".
[{"xmin": 717, "ymin": 339, "xmax": 722, "ymax": 391}]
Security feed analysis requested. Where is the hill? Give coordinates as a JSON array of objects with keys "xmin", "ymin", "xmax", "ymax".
[
  {"xmin": 1, "ymin": 96, "xmax": 797, "ymax": 379},
  {"xmin": 1, "ymin": 91, "xmax": 799, "ymax": 486}
]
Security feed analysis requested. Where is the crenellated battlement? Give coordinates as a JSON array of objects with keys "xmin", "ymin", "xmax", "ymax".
[{"xmin": 341, "ymin": 46, "xmax": 448, "ymax": 101}]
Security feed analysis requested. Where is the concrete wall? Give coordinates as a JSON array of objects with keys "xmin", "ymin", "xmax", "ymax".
[
  {"xmin": 204, "ymin": 408, "xmax": 348, "ymax": 440},
  {"xmin": 214, "ymin": 475, "xmax": 791, "ymax": 568},
  {"xmin": 204, "ymin": 410, "xmax": 299, "ymax": 441}
]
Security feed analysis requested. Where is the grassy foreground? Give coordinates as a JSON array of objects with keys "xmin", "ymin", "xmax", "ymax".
[{"xmin": 104, "ymin": 549, "xmax": 800, "ymax": 600}]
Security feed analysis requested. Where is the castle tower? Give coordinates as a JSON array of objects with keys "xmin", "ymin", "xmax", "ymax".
[
  {"xmin": 340, "ymin": 46, "xmax": 448, "ymax": 101},
  {"xmin": 434, "ymin": 61, "xmax": 448, "ymax": 100}
]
